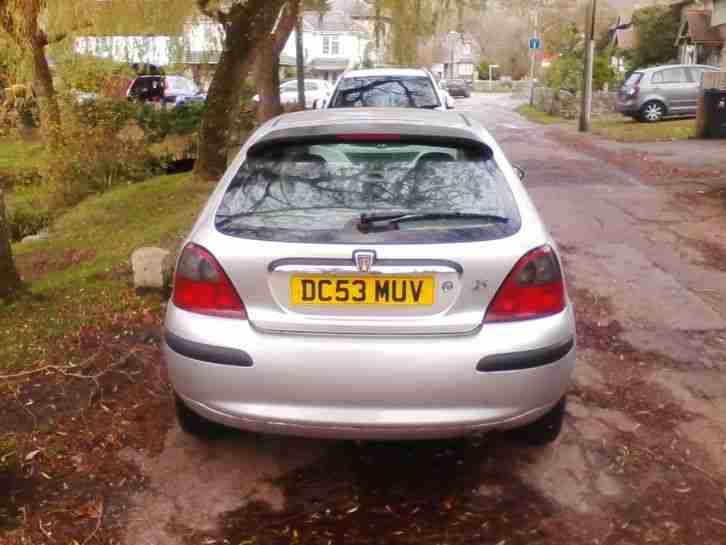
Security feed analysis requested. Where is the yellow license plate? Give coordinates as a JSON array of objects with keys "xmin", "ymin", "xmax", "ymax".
[{"xmin": 290, "ymin": 275, "xmax": 435, "ymax": 305}]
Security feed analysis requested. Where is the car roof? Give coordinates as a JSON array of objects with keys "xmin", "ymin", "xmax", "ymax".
[
  {"xmin": 340, "ymin": 68, "xmax": 430, "ymax": 79},
  {"xmin": 250, "ymin": 108, "xmax": 490, "ymax": 149},
  {"xmin": 638, "ymin": 64, "xmax": 718, "ymax": 72}
]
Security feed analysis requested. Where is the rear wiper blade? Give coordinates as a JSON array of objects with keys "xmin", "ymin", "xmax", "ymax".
[{"xmin": 359, "ymin": 211, "xmax": 509, "ymax": 231}]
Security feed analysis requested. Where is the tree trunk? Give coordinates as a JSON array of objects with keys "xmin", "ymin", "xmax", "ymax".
[
  {"xmin": 255, "ymin": 1, "xmax": 299, "ymax": 123},
  {"xmin": 0, "ymin": 187, "xmax": 21, "ymax": 300},
  {"xmin": 194, "ymin": 0, "xmax": 287, "ymax": 181},
  {"xmin": 31, "ymin": 34, "xmax": 60, "ymax": 132},
  {"xmin": 0, "ymin": 1, "xmax": 59, "ymax": 135},
  {"xmin": 255, "ymin": 40, "xmax": 283, "ymax": 122}
]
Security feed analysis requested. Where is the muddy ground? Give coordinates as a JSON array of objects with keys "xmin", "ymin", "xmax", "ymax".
[{"xmin": 2, "ymin": 93, "xmax": 726, "ymax": 545}]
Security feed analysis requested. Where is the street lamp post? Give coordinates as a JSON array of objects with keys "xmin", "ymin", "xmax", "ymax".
[{"xmin": 489, "ymin": 64, "xmax": 499, "ymax": 92}]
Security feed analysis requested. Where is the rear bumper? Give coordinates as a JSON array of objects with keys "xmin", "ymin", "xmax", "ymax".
[
  {"xmin": 615, "ymin": 97, "xmax": 639, "ymax": 115},
  {"xmin": 164, "ymin": 303, "xmax": 576, "ymax": 440}
]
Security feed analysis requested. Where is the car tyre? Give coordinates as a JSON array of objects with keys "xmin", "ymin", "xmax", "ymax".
[
  {"xmin": 175, "ymin": 393, "xmax": 227, "ymax": 439},
  {"xmin": 508, "ymin": 397, "xmax": 566, "ymax": 446},
  {"xmin": 639, "ymin": 101, "xmax": 665, "ymax": 123}
]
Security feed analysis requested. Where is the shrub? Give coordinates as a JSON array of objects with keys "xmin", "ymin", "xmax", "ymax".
[
  {"xmin": 4, "ymin": 186, "xmax": 49, "ymax": 241},
  {"xmin": 544, "ymin": 52, "xmax": 616, "ymax": 93},
  {"xmin": 136, "ymin": 101, "xmax": 205, "ymax": 141},
  {"xmin": 40, "ymin": 96, "xmax": 157, "ymax": 210},
  {"xmin": 6, "ymin": 199, "xmax": 49, "ymax": 241},
  {"xmin": 40, "ymin": 96, "xmax": 207, "ymax": 210}
]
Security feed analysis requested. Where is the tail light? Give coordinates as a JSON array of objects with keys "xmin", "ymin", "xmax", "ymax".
[
  {"xmin": 172, "ymin": 243, "xmax": 246, "ymax": 319},
  {"xmin": 484, "ymin": 245, "xmax": 565, "ymax": 323}
]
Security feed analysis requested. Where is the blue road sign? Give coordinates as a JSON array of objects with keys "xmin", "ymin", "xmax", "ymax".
[{"xmin": 529, "ymin": 38, "xmax": 541, "ymax": 50}]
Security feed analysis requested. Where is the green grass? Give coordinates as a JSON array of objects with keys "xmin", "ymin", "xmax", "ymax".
[
  {"xmin": 590, "ymin": 117, "xmax": 695, "ymax": 142},
  {"xmin": 0, "ymin": 172, "xmax": 212, "ymax": 373},
  {"xmin": 515, "ymin": 104, "xmax": 563, "ymax": 125},
  {"xmin": 0, "ymin": 138, "xmax": 43, "ymax": 176}
]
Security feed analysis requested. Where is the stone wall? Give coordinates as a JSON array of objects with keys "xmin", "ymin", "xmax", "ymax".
[{"xmin": 531, "ymin": 86, "xmax": 617, "ymax": 119}]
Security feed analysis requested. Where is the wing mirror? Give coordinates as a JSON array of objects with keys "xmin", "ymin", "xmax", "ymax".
[
  {"xmin": 513, "ymin": 165, "xmax": 526, "ymax": 181},
  {"xmin": 445, "ymin": 95, "xmax": 455, "ymax": 110}
]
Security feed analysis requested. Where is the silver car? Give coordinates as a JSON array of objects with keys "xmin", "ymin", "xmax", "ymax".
[
  {"xmin": 164, "ymin": 109, "xmax": 576, "ymax": 443},
  {"xmin": 616, "ymin": 64, "xmax": 720, "ymax": 122},
  {"xmin": 321, "ymin": 68, "xmax": 455, "ymax": 110}
]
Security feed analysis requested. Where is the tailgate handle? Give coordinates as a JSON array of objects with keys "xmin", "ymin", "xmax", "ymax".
[{"xmin": 269, "ymin": 258, "xmax": 462, "ymax": 275}]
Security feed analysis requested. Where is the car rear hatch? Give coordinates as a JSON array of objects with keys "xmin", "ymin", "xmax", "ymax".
[
  {"xmin": 619, "ymin": 71, "xmax": 643, "ymax": 100},
  {"xmin": 206, "ymin": 120, "xmax": 542, "ymax": 335}
]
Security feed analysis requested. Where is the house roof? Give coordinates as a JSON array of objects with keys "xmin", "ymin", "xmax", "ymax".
[
  {"xmin": 677, "ymin": 10, "xmax": 724, "ymax": 45},
  {"xmin": 302, "ymin": 10, "xmax": 368, "ymax": 33}
]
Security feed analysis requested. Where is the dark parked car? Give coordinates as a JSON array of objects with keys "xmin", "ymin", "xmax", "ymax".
[
  {"xmin": 446, "ymin": 79, "xmax": 472, "ymax": 98},
  {"xmin": 127, "ymin": 75, "xmax": 206, "ymax": 107}
]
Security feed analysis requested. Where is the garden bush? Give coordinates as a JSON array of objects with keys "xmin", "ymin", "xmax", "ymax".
[
  {"xmin": 40, "ymin": 96, "xmax": 207, "ymax": 210},
  {"xmin": 6, "ymin": 197, "xmax": 49, "ymax": 241},
  {"xmin": 40, "ymin": 96, "xmax": 156, "ymax": 210}
]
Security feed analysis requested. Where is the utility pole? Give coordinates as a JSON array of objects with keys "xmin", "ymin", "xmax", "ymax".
[
  {"xmin": 579, "ymin": 0, "xmax": 597, "ymax": 132},
  {"xmin": 295, "ymin": 10, "xmax": 305, "ymax": 110},
  {"xmin": 529, "ymin": 6, "xmax": 539, "ymax": 106},
  {"xmin": 448, "ymin": 31, "xmax": 458, "ymax": 80}
]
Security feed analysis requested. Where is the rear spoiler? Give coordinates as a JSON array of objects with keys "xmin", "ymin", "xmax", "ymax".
[{"xmin": 248, "ymin": 128, "xmax": 493, "ymax": 159}]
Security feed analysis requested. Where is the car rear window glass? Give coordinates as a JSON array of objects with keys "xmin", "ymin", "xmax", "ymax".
[
  {"xmin": 215, "ymin": 139, "xmax": 521, "ymax": 244},
  {"xmin": 329, "ymin": 76, "xmax": 441, "ymax": 109},
  {"xmin": 129, "ymin": 77, "xmax": 163, "ymax": 100},
  {"xmin": 624, "ymin": 72, "xmax": 643, "ymax": 86}
]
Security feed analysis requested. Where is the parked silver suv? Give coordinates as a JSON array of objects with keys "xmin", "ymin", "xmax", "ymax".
[{"xmin": 616, "ymin": 64, "xmax": 720, "ymax": 122}]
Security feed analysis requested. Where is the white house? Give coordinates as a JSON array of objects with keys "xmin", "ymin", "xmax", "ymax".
[
  {"xmin": 431, "ymin": 33, "xmax": 477, "ymax": 82},
  {"xmin": 75, "ymin": 9, "xmax": 372, "ymax": 86},
  {"xmin": 75, "ymin": 35, "xmax": 180, "ymax": 67},
  {"xmin": 280, "ymin": 11, "xmax": 372, "ymax": 82}
]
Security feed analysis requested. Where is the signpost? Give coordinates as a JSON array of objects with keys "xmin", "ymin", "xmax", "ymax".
[
  {"xmin": 579, "ymin": 0, "xmax": 597, "ymax": 132},
  {"xmin": 528, "ymin": 7, "xmax": 540, "ymax": 106}
]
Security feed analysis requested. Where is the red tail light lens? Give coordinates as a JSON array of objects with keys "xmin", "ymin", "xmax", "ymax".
[
  {"xmin": 172, "ymin": 243, "xmax": 246, "ymax": 319},
  {"xmin": 484, "ymin": 245, "xmax": 565, "ymax": 323}
]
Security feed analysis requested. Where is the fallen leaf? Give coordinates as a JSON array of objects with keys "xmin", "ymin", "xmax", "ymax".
[{"xmin": 24, "ymin": 449, "xmax": 42, "ymax": 462}]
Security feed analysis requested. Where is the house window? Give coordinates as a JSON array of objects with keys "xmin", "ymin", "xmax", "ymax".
[
  {"xmin": 323, "ymin": 37, "xmax": 330, "ymax": 55},
  {"xmin": 331, "ymin": 36, "xmax": 340, "ymax": 55}
]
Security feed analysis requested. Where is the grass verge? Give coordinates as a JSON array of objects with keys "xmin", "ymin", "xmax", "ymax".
[
  {"xmin": 0, "ymin": 172, "xmax": 211, "ymax": 373},
  {"xmin": 515, "ymin": 104, "xmax": 563, "ymax": 125},
  {"xmin": 0, "ymin": 138, "xmax": 43, "ymax": 179},
  {"xmin": 590, "ymin": 117, "xmax": 695, "ymax": 142}
]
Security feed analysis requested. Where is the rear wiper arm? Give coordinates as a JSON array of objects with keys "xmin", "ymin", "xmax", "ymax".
[{"xmin": 359, "ymin": 211, "xmax": 509, "ymax": 231}]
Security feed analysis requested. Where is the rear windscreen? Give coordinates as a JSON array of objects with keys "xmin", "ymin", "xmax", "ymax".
[
  {"xmin": 329, "ymin": 76, "xmax": 441, "ymax": 109},
  {"xmin": 215, "ymin": 140, "xmax": 521, "ymax": 244},
  {"xmin": 624, "ymin": 72, "xmax": 643, "ymax": 86}
]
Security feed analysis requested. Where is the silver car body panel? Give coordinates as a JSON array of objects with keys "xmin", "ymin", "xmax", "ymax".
[
  {"xmin": 165, "ymin": 305, "xmax": 575, "ymax": 439},
  {"xmin": 167, "ymin": 108, "xmax": 576, "ymax": 439},
  {"xmin": 616, "ymin": 64, "xmax": 720, "ymax": 117}
]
